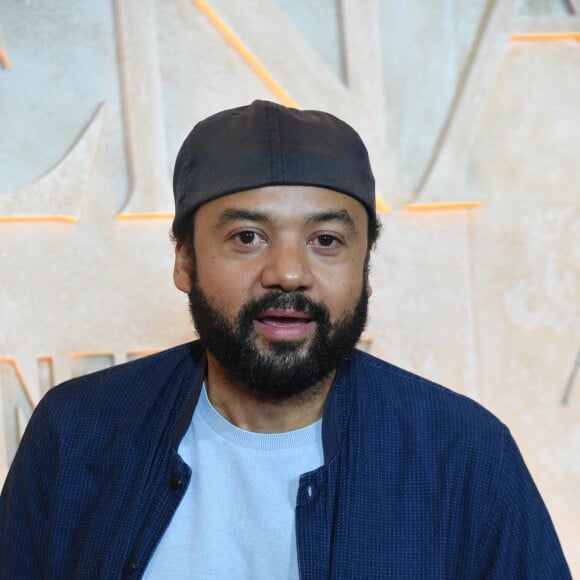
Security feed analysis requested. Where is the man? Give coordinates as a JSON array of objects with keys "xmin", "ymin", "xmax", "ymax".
[{"xmin": 0, "ymin": 100, "xmax": 571, "ymax": 578}]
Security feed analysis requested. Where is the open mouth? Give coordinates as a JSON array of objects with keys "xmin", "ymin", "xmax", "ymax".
[{"xmin": 255, "ymin": 309, "xmax": 315, "ymax": 340}]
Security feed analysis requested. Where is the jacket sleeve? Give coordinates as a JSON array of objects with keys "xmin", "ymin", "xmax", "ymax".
[
  {"xmin": 475, "ymin": 429, "xmax": 572, "ymax": 579},
  {"xmin": 0, "ymin": 402, "xmax": 52, "ymax": 579}
]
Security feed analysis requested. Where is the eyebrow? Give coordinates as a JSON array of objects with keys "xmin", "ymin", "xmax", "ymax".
[
  {"xmin": 216, "ymin": 208, "xmax": 357, "ymax": 233},
  {"xmin": 216, "ymin": 209, "xmax": 269, "ymax": 228},
  {"xmin": 306, "ymin": 210, "xmax": 358, "ymax": 233}
]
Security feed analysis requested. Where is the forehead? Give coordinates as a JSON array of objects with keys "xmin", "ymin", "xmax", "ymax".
[{"xmin": 194, "ymin": 185, "xmax": 369, "ymax": 227}]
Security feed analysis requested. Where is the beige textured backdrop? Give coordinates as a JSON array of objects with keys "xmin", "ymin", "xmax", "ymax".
[{"xmin": 1, "ymin": 0, "xmax": 579, "ymax": 572}]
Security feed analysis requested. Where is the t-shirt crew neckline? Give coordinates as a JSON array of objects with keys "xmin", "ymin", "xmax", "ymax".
[{"xmin": 198, "ymin": 383, "xmax": 323, "ymax": 451}]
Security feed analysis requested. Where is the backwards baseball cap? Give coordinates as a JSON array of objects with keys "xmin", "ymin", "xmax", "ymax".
[{"xmin": 172, "ymin": 100, "xmax": 375, "ymax": 235}]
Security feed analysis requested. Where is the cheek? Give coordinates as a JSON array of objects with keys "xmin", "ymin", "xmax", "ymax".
[
  {"xmin": 195, "ymin": 260, "xmax": 259, "ymax": 317},
  {"xmin": 320, "ymin": 266, "xmax": 365, "ymax": 317}
]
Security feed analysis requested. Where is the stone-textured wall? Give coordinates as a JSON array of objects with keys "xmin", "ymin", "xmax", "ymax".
[{"xmin": 1, "ymin": 0, "xmax": 578, "ymax": 572}]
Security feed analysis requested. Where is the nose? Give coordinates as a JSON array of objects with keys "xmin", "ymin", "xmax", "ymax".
[{"xmin": 260, "ymin": 241, "xmax": 314, "ymax": 292}]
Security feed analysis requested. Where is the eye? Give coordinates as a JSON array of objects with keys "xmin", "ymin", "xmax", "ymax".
[
  {"xmin": 316, "ymin": 234, "xmax": 336, "ymax": 247},
  {"xmin": 232, "ymin": 230, "xmax": 265, "ymax": 248},
  {"xmin": 237, "ymin": 231, "xmax": 257, "ymax": 244}
]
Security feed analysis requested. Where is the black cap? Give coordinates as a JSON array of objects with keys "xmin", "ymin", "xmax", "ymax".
[{"xmin": 173, "ymin": 100, "xmax": 376, "ymax": 233}]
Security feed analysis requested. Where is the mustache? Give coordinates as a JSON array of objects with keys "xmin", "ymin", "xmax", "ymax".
[{"xmin": 237, "ymin": 291, "xmax": 330, "ymax": 324}]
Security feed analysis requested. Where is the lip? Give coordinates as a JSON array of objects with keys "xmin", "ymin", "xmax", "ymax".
[{"xmin": 254, "ymin": 309, "xmax": 315, "ymax": 341}]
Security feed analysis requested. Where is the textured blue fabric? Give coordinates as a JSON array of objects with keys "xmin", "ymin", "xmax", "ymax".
[{"xmin": 0, "ymin": 341, "xmax": 571, "ymax": 579}]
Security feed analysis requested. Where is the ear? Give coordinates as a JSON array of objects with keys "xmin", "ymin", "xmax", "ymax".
[
  {"xmin": 173, "ymin": 242, "xmax": 192, "ymax": 293},
  {"xmin": 363, "ymin": 251, "xmax": 373, "ymax": 298}
]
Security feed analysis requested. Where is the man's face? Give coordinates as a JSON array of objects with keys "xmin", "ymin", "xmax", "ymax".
[{"xmin": 174, "ymin": 185, "xmax": 372, "ymax": 399}]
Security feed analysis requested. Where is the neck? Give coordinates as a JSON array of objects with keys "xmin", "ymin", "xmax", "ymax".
[{"xmin": 205, "ymin": 353, "xmax": 334, "ymax": 433}]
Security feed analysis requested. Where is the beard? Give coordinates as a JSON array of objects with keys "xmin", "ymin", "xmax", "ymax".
[{"xmin": 187, "ymin": 279, "xmax": 369, "ymax": 401}]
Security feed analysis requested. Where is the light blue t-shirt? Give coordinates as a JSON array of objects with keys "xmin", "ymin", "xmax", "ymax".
[{"xmin": 143, "ymin": 385, "xmax": 324, "ymax": 579}]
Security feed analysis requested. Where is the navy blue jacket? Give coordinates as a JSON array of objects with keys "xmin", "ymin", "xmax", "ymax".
[{"xmin": 0, "ymin": 341, "xmax": 571, "ymax": 578}]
